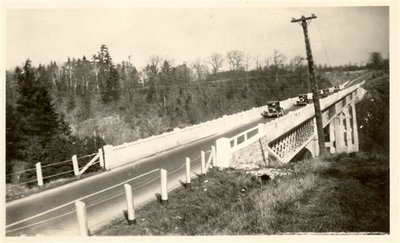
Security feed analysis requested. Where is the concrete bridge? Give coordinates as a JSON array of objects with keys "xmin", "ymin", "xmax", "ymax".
[{"xmin": 216, "ymin": 81, "xmax": 366, "ymax": 169}]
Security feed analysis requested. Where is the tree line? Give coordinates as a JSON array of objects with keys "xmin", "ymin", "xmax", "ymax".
[{"xmin": 6, "ymin": 45, "xmax": 374, "ymax": 106}]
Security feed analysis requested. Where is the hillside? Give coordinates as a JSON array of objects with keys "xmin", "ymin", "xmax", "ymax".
[{"xmin": 356, "ymin": 72, "xmax": 389, "ymax": 153}]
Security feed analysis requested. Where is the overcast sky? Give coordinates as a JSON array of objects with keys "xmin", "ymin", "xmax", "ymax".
[{"xmin": 6, "ymin": 6, "xmax": 389, "ymax": 70}]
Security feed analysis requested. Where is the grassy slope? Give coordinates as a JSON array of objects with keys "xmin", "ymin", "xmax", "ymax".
[
  {"xmin": 96, "ymin": 153, "xmax": 389, "ymax": 235},
  {"xmin": 356, "ymin": 73, "xmax": 389, "ymax": 153}
]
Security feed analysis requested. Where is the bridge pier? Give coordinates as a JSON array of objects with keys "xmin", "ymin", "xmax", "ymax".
[
  {"xmin": 326, "ymin": 121, "xmax": 336, "ymax": 153},
  {"xmin": 305, "ymin": 119, "xmax": 320, "ymax": 158},
  {"xmin": 351, "ymin": 101, "xmax": 359, "ymax": 152},
  {"xmin": 305, "ymin": 136, "xmax": 320, "ymax": 158},
  {"xmin": 325, "ymin": 102, "xmax": 359, "ymax": 154},
  {"xmin": 334, "ymin": 112, "xmax": 346, "ymax": 153},
  {"xmin": 344, "ymin": 107, "xmax": 353, "ymax": 153}
]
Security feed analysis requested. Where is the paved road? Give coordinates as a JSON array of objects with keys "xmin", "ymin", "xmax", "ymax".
[
  {"xmin": 6, "ymin": 105, "xmax": 301, "ymax": 236},
  {"xmin": 344, "ymin": 72, "xmax": 371, "ymax": 87}
]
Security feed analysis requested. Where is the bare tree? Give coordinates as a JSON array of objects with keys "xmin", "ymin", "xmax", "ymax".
[
  {"xmin": 245, "ymin": 53, "xmax": 253, "ymax": 71},
  {"xmin": 142, "ymin": 55, "xmax": 163, "ymax": 103},
  {"xmin": 254, "ymin": 55, "xmax": 262, "ymax": 71},
  {"xmin": 289, "ymin": 55, "xmax": 307, "ymax": 88},
  {"xmin": 207, "ymin": 53, "xmax": 224, "ymax": 78},
  {"xmin": 191, "ymin": 58, "xmax": 209, "ymax": 81},
  {"xmin": 148, "ymin": 55, "xmax": 162, "ymax": 75},
  {"xmin": 226, "ymin": 50, "xmax": 244, "ymax": 71},
  {"xmin": 289, "ymin": 55, "xmax": 305, "ymax": 72},
  {"xmin": 267, "ymin": 50, "xmax": 286, "ymax": 83}
]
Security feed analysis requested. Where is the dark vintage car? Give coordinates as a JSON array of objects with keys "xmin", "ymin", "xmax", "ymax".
[
  {"xmin": 261, "ymin": 101, "xmax": 284, "ymax": 118},
  {"xmin": 319, "ymin": 89, "xmax": 329, "ymax": 98},
  {"xmin": 295, "ymin": 94, "xmax": 312, "ymax": 106},
  {"xmin": 333, "ymin": 86, "xmax": 340, "ymax": 92}
]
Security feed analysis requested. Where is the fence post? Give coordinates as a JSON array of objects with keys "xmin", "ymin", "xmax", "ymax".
[
  {"xmin": 72, "ymin": 155, "xmax": 79, "ymax": 177},
  {"xmin": 124, "ymin": 184, "xmax": 136, "ymax": 225},
  {"xmin": 201, "ymin": 151, "xmax": 206, "ymax": 176},
  {"xmin": 186, "ymin": 157, "xmax": 191, "ymax": 189},
  {"xmin": 160, "ymin": 169, "xmax": 168, "ymax": 205},
  {"xmin": 75, "ymin": 201, "xmax": 89, "ymax": 236},
  {"xmin": 98, "ymin": 148, "xmax": 105, "ymax": 168},
  {"xmin": 36, "ymin": 162, "xmax": 44, "ymax": 187}
]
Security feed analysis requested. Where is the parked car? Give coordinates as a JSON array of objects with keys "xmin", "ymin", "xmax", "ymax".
[
  {"xmin": 295, "ymin": 94, "xmax": 312, "ymax": 106},
  {"xmin": 261, "ymin": 101, "xmax": 284, "ymax": 118}
]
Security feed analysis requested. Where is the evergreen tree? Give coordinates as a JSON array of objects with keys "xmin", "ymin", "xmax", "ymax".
[
  {"xmin": 14, "ymin": 60, "xmax": 70, "ymax": 165},
  {"xmin": 102, "ymin": 65, "xmax": 120, "ymax": 103}
]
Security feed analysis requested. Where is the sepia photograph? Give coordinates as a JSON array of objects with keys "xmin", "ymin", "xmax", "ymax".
[{"xmin": 2, "ymin": 0, "xmax": 398, "ymax": 242}]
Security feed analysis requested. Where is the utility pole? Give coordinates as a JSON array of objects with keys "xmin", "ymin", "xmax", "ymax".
[{"xmin": 291, "ymin": 14, "xmax": 326, "ymax": 156}]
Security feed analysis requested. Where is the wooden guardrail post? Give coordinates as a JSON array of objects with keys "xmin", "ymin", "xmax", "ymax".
[
  {"xmin": 201, "ymin": 151, "xmax": 206, "ymax": 176},
  {"xmin": 160, "ymin": 169, "xmax": 168, "ymax": 205},
  {"xmin": 124, "ymin": 184, "xmax": 136, "ymax": 225},
  {"xmin": 72, "ymin": 155, "xmax": 79, "ymax": 177},
  {"xmin": 36, "ymin": 162, "xmax": 44, "ymax": 187},
  {"xmin": 185, "ymin": 157, "xmax": 191, "ymax": 189},
  {"xmin": 75, "ymin": 200, "xmax": 89, "ymax": 236}
]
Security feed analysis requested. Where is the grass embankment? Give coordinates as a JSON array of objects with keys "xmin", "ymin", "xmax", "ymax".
[{"xmin": 97, "ymin": 152, "xmax": 389, "ymax": 235}]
